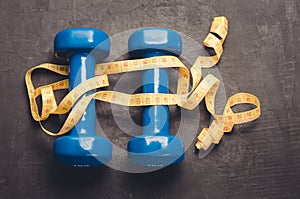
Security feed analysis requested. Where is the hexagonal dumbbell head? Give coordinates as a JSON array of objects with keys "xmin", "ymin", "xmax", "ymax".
[
  {"xmin": 54, "ymin": 28, "xmax": 110, "ymax": 61},
  {"xmin": 128, "ymin": 28, "xmax": 182, "ymax": 58}
]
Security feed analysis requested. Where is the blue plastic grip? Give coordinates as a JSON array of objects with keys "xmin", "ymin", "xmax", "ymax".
[
  {"xmin": 69, "ymin": 53, "xmax": 96, "ymax": 137},
  {"xmin": 142, "ymin": 54, "xmax": 169, "ymax": 136}
]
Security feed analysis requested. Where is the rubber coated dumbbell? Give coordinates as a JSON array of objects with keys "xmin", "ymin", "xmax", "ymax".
[
  {"xmin": 127, "ymin": 28, "xmax": 185, "ymax": 166},
  {"xmin": 53, "ymin": 28, "xmax": 112, "ymax": 167}
]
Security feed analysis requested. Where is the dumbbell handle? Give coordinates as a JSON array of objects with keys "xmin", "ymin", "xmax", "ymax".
[
  {"xmin": 69, "ymin": 53, "xmax": 96, "ymax": 137},
  {"xmin": 142, "ymin": 52, "xmax": 170, "ymax": 136}
]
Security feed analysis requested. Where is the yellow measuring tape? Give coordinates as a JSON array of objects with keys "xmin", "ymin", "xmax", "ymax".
[{"xmin": 25, "ymin": 16, "xmax": 261, "ymax": 150}]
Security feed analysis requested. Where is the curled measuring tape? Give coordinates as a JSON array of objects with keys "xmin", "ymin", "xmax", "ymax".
[{"xmin": 25, "ymin": 16, "xmax": 261, "ymax": 151}]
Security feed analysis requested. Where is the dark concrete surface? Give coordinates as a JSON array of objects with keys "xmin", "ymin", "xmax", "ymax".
[{"xmin": 0, "ymin": 0, "xmax": 300, "ymax": 198}]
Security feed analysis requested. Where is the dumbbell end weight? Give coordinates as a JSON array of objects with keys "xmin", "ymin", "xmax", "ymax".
[
  {"xmin": 54, "ymin": 28, "xmax": 110, "ymax": 61},
  {"xmin": 54, "ymin": 136, "xmax": 112, "ymax": 167},
  {"xmin": 53, "ymin": 28, "xmax": 112, "ymax": 167},
  {"xmin": 128, "ymin": 136, "xmax": 184, "ymax": 166}
]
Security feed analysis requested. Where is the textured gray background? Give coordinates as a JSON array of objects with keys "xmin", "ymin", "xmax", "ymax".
[{"xmin": 0, "ymin": 0, "xmax": 300, "ymax": 198}]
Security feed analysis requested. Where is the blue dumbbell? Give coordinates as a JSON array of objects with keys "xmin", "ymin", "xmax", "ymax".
[
  {"xmin": 53, "ymin": 28, "xmax": 112, "ymax": 167},
  {"xmin": 127, "ymin": 28, "xmax": 185, "ymax": 166}
]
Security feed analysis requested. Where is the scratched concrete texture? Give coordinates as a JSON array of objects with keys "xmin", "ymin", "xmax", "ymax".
[{"xmin": 0, "ymin": 0, "xmax": 299, "ymax": 198}]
